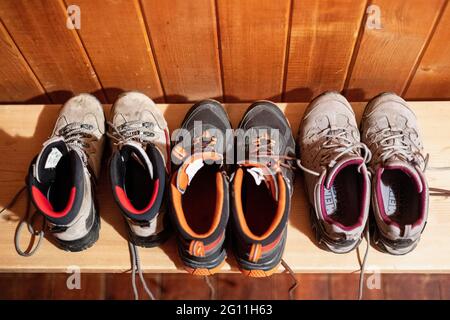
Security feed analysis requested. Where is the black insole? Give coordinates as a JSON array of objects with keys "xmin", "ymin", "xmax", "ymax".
[
  {"xmin": 323, "ymin": 165, "xmax": 363, "ymax": 227},
  {"xmin": 182, "ymin": 165, "xmax": 218, "ymax": 234},
  {"xmin": 380, "ymin": 170, "xmax": 420, "ymax": 225},
  {"xmin": 124, "ymin": 156, "xmax": 155, "ymax": 210},
  {"xmin": 48, "ymin": 154, "xmax": 73, "ymax": 211},
  {"xmin": 241, "ymin": 171, "xmax": 277, "ymax": 237}
]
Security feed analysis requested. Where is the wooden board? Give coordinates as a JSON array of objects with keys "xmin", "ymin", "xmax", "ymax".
[
  {"xmin": 140, "ymin": 0, "xmax": 222, "ymax": 102},
  {"xmin": 284, "ymin": 0, "xmax": 366, "ymax": 102},
  {"xmin": 0, "ymin": 0, "xmax": 105, "ymax": 103},
  {"xmin": 0, "ymin": 21, "xmax": 49, "ymax": 103},
  {"xmin": 0, "ymin": 102, "xmax": 450, "ymax": 273},
  {"xmin": 64, "ymin": 0, "xmax": 164, "ymax": 103},
  {"xmin": 405, "ymin": 4, "xmax": 450, "ymax": 100},
  {"xmin": 344, "ymin": 0, "xmax": 445, "ymax": 101},
  {"xmin": 217, "ymin": 0, "xmax": 291, "ymax": 102}
]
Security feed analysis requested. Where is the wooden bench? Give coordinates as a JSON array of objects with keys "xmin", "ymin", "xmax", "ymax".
[{"xmin": 0, "ymin": 102, "xmax": 449, "ymax": 273}]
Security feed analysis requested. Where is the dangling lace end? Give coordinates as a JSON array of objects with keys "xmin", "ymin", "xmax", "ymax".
[
  {"xmin": 1, "ymin": 185, "xmax": 46, "ymax": 257},
  {"xmin": 281, "ymin": 259, "xmax": 298, "ymax": 300},
  {"xmin": 296, "ymin": 159, "xmax": 320, "ymax": 177},
  {"xmin": 204, "ymin": 276, "xmax": 216, "ymax": 300},
  {"xmin": 358, "ymin": 224, "xmax": 370, "ymax": 300},
  {"xmin": 429, "ymin": 187, "xmax": 450, "ymax": 197},
  {"xmin": 128, "ymin": 241, "xmax": 156, "ymax": 300}
]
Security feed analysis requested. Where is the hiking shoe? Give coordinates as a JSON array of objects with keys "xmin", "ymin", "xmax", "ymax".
[
  {"xmin": 231, "ymin": 101, "xmax": 295, "ymax": 277},
  {"xmin": 361, "ymin": 93, "xmax": 429, "ymax": 255},
  {"xmin": 297, "ymin": 92, "xmax": 371, "ymax": 253},
  {"xmin": 27, "ymin": 93, "xmax": 105, "ymax": 251},
  {"xmin": 108, "ymin": 92, "xmax": 171, "ymax": 247},
  {"xmin": 170, "ymin": 100, "xmax": 232, "ymax": 275}
]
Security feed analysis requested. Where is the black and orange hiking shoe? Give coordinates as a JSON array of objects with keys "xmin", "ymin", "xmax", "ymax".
[
  {"xmin": 231, "ymin": 101, "xmax": 296, "ymax": 277},
  {"xmin": 170, "ymin": 100, "xmax": 232, "ymax": 275}
]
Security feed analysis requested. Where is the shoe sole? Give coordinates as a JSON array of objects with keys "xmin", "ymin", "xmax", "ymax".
[
  {"xmin": 309, "ymin": 207, "xmax": 362, "ymax": 254},
  {"xmin": 234, "ymin": 231, "xmax": 286, "ymax": 277},
  {"xmin": 126, "ymin": 217, "xmax": 171, "ymax": 248},
  {"xmin": 54, "ymin": 203, "xmax": 100, "ymax": 252},
  {"xmin": 179, "ymin": 246, "xmax": 227, "ymax": 276}
]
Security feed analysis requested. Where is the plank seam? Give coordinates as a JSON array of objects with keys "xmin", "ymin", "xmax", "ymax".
[
  {"xmin": 59, "ymin": 0, "xmax": 107, "ymax": 103},
  {"xmin": 214, "ymin": 0, "xmax": 226, "ymax": 102},
  {"xmin": 401, "ymin": 0, "xmax": 449, "ymax": 98},
  {"xmin": 281, "ymin": 0, "xmax": 295, "ymax": 102},
  {"xmin": 342, "ymin": 0, "xmax": 371, "ymax": 99},
  {"xmin": 137, "ymin": 0, "xmax": 167, "ymax": 103},
  {"xmin": 0, "ymin": 19, "xmax": 52, "ymax": 103}
]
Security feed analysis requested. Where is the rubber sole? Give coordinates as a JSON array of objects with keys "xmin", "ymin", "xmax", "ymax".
[
  {"xmin": 309, "ymin": 207, "xmax": 361, "ymax": 254},
  {"xmin": 240, "ymin": 263, "xmax": 280, "ymax": 278},
  {"xmin": 54, "ymin": 206, "xmax": 100, "ymax": 252},
  {"xmin": 127, "ymin": 221, "xmax": 171, "ymax": 248},
  {"xmin": 178, "ymin": 246, "xmax": 227, "ymax": 276}
]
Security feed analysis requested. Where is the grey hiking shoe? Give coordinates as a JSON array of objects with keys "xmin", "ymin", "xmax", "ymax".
[
  {"xmin": 107, "ymin": 92, "xmax": 171, "ymax": 247},
  {"xmin": 361, "ymin": 93, "xmax": 429, "ymax": 255},
  {"xmin": 297, "ymin": 92, "xmax": 371, "ymax": 253},
  {"xmin": 27, "ymin": 93, "xmax": 105, "ymax": 251}
]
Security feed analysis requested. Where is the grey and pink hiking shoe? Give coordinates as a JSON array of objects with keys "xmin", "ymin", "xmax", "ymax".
[
  {"xmin": 297, "ymin": 92, "xmax": 371, "ymax": 253},
  {"xmin": 361, "ymin": 93, "xmax": 429, "ymax": 255}
]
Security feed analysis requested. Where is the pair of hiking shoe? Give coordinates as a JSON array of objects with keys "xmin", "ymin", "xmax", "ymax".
[
  {"xmin": 298, "ymin": 92, "xmax": 429, "ymax": 255},
  {"xmin": 170, "ymin": 100, "xmax": 295, "ymax": 276},
  {"xmin": 27, "ymin": 92, "xmax": 170, "ymax": 253}
]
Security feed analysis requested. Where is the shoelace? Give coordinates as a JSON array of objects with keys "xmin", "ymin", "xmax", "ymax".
[
  {"xmin": 107, "ymin": 120, "xmax": 156, "ymax": 147},
  {"xmin": 248, "ymin": 136, "xmax": 297, "ymax": 171},
  {"xmin": 58, "ymin": 122, "xmax": 98, "ymax": 163},
  {"xmin": 129, "ymin": 241, "xmax": 156, "ymax": 300},
  {"xmin": 297, "ymin": 127, "xmax": 372, "ymax": 177},
  {"xmin": 0, "ymin": 186, "xmax": 45, "ymax": 256},
  {"xmin": 372, "ymin": 128, "xmax": 428, "ymax": 168},
  {"xmin": 108, "ymin": 120, "xmax": 158, "ymax": 300}
]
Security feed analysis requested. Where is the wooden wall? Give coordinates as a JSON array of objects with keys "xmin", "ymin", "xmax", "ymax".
[{"xmin": 0, "ymin": 0, "xmax": 449, "ymax": 104}]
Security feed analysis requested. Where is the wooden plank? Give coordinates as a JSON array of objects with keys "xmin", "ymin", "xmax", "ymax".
[
  {"xmin": 217, "ymin": 0, "xmax": 291, "ymax": 102},
  {"xmin": 344, "ymin": 0, "xmax": 445, "ymax": 101},
  {"xmin": 0, "ymin": 21, "xmax": 49, "ymax": 103},
  {"xmin": 51, "ymin": 273, "xmax": 105, "ymax": 299},
  {"xmin": 161, "ymin": 274, "xmax": 213, "ymax": 300},
  {"xmin": 383, "ymin": 274, "xmax": 441, "ymax": 299},
  {"xmin": 0, "ymin": 0, "xmax": 105, "ymax": 103},
  {"xmin": 105, "ymin": 273, "xmax": 160, "ymax": 299},
  {"xmin": 0, "ymin": 102, "xmax": 449, "ymax": 273},
  {"xmin": 329, "ymin": 274, "xmax": 384, "ymax": 300},
  {"xmin": 140, "ymin": 0, "xmax": 222, "ymax": 102},
  {"xmin": 284, "ymin": 0, "xmax": 366, "ymax": 102},
  {"xmin": 63, "ymin": 0, "xmax": 164, "ymax": 103},
  {"xmin": 0, "ymin": 273, "xmax": 52, "ymax": 299},
  {"xmin": 217, "ymin": 274, "xmax": 279, "ymax": 299},
  {"xmin": 405, "ymin": 4, "xmax": 450, "ymax": 100}
]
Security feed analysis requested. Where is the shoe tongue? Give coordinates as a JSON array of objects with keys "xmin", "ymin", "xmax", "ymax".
[
  {"xmin": 176, "ymin": 151, "xmax": 223, "ymax": 194},
  {"xmin": 381, "ymin": 160, "xmax": 423, "ymax": 193},
  {"xmin": 325, "ymin": 155, "xmax": 365, "ymax": 189},
  {"xmin": 34, "ymin": 137, "xmax": 69, "ymax": 184},
  {"xmin": 121, "ymin": 141, "xmax": 154, "ymax": 179},
  {"xmin": 240, "ymin": 162, "xmax": 279, "ymax": 201}
]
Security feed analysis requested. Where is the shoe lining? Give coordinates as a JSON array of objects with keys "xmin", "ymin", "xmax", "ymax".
[
  {"xmin": 323, "ymin": 165, "xmax": 363, "ymax": 227},
  {"xmin": 182, "ymin": 165, "xmax": 220, "ymax": 234},
  {"xmin": 241, "ymin": 170, "xmax": 277, "ymax": 237},
  {"xmin": 380, "ymin": 170, "xmax": 420, "ymax": 225},
  {"xmin": 124, "ymin": 155, "xmax": 156, "ymax": 210},
  {"xmin": 48, "ymin": 153, "xmax": 73, "ymax": 211}
]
